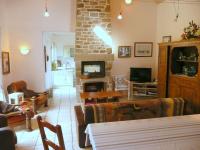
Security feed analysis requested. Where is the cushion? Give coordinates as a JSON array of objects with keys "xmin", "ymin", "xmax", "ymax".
[{"xmin": 160, "ymin": 98, "xmax": 184, "ymax": 117}]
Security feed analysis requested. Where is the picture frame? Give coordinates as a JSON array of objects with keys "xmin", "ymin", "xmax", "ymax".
[
  {"xmin": 118, "ymin": 46, "xmax": 131, "ymax": 58},
  {"xmin": 2, "ymin": 52, "xmax": 10, "ymax": 74},
  {"xmin": 134, "ymin": 42, "xmax": 153, "ymax": 57},
  {"xmin": 162, "ymin": 36, "xmax": 172, "ymax": 43}
]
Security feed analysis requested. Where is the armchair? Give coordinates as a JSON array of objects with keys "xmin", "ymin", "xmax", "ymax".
[
  {"xmin": 0, "ymin": 114, "xmax": 17, "ymax": 150},
  {"xmin": 7, "ymin": 80, "xmax": 48, "ymax": 114}
]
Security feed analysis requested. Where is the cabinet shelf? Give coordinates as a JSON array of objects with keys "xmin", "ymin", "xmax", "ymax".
[
  {"xmin": 176, "ymin": 60, "xmax": 198, "ymax": 63},
  {"xmin": 129, "ymin": 82, "xmax": 158, "ymax": 98}
]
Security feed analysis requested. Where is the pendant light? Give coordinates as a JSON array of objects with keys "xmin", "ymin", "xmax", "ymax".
[
  {"xmin": 125, "ymin": 0, "xmax": 133, "ymax": 5},
  {"xmin": 43, "ymin": 0, "xmax": 50, "ymax": 17},
  {"xmin": 117, "ymin": 12, "xmax": 123, "ymax": 20}
]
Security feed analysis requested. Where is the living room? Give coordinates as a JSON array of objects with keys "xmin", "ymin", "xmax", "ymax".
[{"xmin": 0, "ymin": 0, "xmax": 200, "ymax": 150}]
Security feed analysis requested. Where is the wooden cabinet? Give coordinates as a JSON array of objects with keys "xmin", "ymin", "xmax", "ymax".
[{"xmin": 158, "ymin": 40, "xmax": 200, "ymax": 113}]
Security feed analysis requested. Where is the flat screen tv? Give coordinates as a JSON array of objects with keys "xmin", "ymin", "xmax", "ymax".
[
  {"xmin": 130, "ymin": 68, "xmax": 152, "ymax": 82},
  {"xmin": 81, "ymin": 61, "xmax": 105, "ymax": 78}
]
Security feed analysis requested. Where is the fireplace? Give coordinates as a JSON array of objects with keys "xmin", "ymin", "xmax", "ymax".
[
  {"xmin": 81, "ymin": 61, "xmax": 105, "ymax": 78},
  {"xmin": 84, "ymin": 82, "xmax": 105, "ymax": 92}
]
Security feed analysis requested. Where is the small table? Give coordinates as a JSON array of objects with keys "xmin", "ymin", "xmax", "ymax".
[{"xmin": 80, "ymin": 91, "xmax": 123, "ymax": 104}]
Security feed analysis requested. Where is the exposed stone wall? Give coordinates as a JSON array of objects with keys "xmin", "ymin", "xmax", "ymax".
[
  {"xmin": 75, "ymin": 0, "xmax": 112, "ymax": 54},
  {"xmin": 75, "ymin": 0, "xmax": 114, "ymax": 83}
]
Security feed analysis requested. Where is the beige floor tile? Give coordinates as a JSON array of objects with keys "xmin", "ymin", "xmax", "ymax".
[{"xmin": 15, "ymin": 86, "xmax": 89, "ymax": 150}]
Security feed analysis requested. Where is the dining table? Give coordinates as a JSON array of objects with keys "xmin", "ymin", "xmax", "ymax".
[{"xmin": 85, "ymin": 114, "xmax": 200, "ymax": 150}]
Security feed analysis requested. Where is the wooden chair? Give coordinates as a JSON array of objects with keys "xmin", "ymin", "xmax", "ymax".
[{"xmin": 37, "ymin": 115, "xmax": 65, "ymax": 150}]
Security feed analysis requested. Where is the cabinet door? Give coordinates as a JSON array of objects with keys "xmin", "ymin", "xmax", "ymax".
[{"xmin": 157, "ymin": 45, "xmax": 168, "ymax": 98}]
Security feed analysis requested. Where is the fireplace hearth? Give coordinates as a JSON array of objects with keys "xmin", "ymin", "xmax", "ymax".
[{"xmin": 84, "ymin": 82, "xmax": 105, "ymax": 92}]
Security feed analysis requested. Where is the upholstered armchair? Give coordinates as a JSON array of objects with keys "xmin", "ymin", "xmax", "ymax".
[
  {"xmin": 0, "ymin": 114, "xmax": 17, "ymax": 150},
  {"xmin": 7, "ymin": 80, "xmax": 48, "ymax": 114}
]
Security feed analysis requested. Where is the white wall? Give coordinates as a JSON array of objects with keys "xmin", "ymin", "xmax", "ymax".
[
  {"xmin": 111, "ymin": 0, "xmax": 157, "ymax": 80},
  {"xmin": 157, "ymin": 1, "xmax": 200, "ymax": 42},
  {"xmin": 1, "ymin": 0, "xmax": 75, "ymax": 91}
]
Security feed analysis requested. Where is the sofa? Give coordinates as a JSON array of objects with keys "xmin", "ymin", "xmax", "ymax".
[
  {"xmin": 0, "ymin": 114, "xmax": 17, "ymax": 150},
  {"xmin": 74, "ymin": 98, "xmax": 188, "ymax": 148},
  {"xmin": 7, "ymin": 80, "xmax": 48, "ymax": 114}
]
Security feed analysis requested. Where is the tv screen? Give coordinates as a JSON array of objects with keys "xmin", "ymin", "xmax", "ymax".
[
  {"xmin": 81, "ymin": 61, "xmax": 105, "ymax": 78},
  {"xmin": 130, "ymin": 68, "xmax": 152, "ymax": 82}
]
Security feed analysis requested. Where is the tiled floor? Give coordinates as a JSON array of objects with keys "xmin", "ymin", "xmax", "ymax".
[{"xmin": 15, "ymin": 86, "xmax": 89, "ymax": 150}]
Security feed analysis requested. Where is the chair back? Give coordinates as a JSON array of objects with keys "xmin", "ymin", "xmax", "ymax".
[
  {"xmin": 7, "ymin": 80, "xmax": 27, "ymax": 94},
  {"xmin": 37, "ymin": 116, "xmax": 65, "ymax": 150}
]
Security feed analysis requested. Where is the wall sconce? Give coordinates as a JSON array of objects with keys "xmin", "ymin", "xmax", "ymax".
[{"xmin": 20, "ymin": 47, "xmax": 30, "ymax": 55}]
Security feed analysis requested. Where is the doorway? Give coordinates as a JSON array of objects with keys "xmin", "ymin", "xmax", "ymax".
[{"xmin": 43, "ymin": 32, "xmax": 75, "ymax": 89}]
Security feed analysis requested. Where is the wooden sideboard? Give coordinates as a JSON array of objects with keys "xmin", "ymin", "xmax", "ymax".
[{"xmin": 158, "ymin": 40, "xmax": 200, "ymax": 113}]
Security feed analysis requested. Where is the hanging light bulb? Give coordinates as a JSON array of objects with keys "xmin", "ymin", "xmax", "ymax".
[
  {"xmin": 43, "ymin": 0, "xmax": 50, "ymax": 17},
  {"xmin": 117, "ymin": 12, "xmax": 123, "ymax": 20},
  {"xmin": 125, "ymin": 0, "xmax": 132, "ymax": 5}
]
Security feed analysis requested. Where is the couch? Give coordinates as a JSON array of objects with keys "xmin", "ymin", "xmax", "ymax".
[
  {"xmin": 0, "ymin": 114, "xmax": 17, "ymax": 150},
  {"xmin": 7, "ymin": 80, "xmax": 48, "ymax": 114},
  {"xmin": 74, "ymin": 98, "xmax": 187, "ymax": 148}
]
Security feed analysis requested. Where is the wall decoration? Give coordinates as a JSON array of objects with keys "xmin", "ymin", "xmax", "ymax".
[
  {"xmin": 162, "ymin": 36, "xmax": 172, "ymax": 43},
  {"xmin": 2, "ymin": 52, "xmax": 10, "ymax": 74},
  {"xmin": 134, "ymin": 42, "xmax": 153, "ymax": 57},
  {"xmin": 181, "ymin": 20, "xmax": 200, "ymax": 40},
  {"xmin": 118, "ymin": 46, "xmax": 131, "ymax": 58}
]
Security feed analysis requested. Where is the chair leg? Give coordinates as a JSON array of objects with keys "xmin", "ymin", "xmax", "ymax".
[
  {"xmin": 25, "ymin": 112, "xmax": 32, "ymax": 131},
  {"xmin": 44, "ymin": 100, "xmax": 48, "ymax": 107}
]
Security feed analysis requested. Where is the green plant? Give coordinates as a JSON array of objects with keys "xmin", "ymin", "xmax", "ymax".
[{"xmin": 181, "ymin": 21, "xmax": 200, "ymax": 40}]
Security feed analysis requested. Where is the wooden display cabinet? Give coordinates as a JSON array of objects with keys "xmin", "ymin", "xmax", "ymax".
[{"xmin": 158, "ymin": 40, "xmax": 200, "ymax": 113}]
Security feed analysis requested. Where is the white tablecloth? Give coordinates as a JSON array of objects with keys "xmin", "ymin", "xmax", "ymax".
[{"xmin": 85, "ymin": 114, "xmax": 200, "ymax": 150}]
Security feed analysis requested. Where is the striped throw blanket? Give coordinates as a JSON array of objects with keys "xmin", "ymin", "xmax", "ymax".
[{"xmin": 84, "ymin": 98, "xmax": 185, "ymax": 124}]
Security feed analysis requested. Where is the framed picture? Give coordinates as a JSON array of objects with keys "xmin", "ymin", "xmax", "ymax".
[
  {"xmin": 134, "ymin": 42, "xmax": 153, "ymax": 57},
  {"xmin": 118, "ymin": 46, "xmax": 131, "ymax": 58},
  {"xmin": 2, "ymin": 52, "xmax": 10, "ymax": 74},
  {"xmin": 162, "ymin": 36, "xmax": 171, "ymax": 43}
]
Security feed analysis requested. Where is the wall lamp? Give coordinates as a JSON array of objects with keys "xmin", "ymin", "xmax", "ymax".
[{"xmin": 20, "ymin": 47, "xmax": 30, "ymax": 55}]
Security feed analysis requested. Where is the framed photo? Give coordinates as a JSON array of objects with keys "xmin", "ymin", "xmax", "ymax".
[
  {"xmin": 134, "ymin": 42, "xmax": 153, "ymax": 57},
  {"xmin": 162, "ymin": 36, "xmax": 171, "ymax": 43},
  {"xmin": 2, "ymin": 52, "xmax": 10, "ymax": 74},
  {"xmin": 118, "ymin": 46, "xmax": 131, "ymax": 58}
]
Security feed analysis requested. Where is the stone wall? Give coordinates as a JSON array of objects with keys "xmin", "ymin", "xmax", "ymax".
[{"xmin": 75, "ymin": 0, "xmax": 114, "ymax": 83}]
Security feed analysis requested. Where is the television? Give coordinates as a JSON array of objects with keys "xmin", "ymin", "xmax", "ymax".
[
  {"xmin": 130, "ymin": 68, "xmax": 152, "ymax": 82},
  {"xmin": 81, "ymin": 61, "xmax": 105, "ymax": 78}
]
